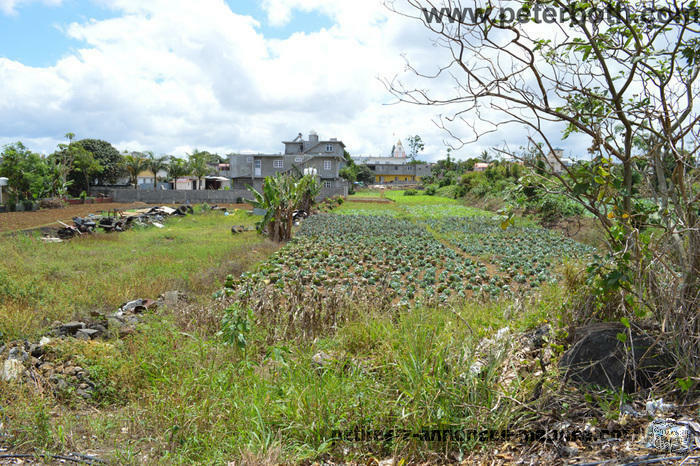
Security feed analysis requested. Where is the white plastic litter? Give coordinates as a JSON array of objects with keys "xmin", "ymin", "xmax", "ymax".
[
  {"xmin": 644, "ymin": 419, "xmax": 700, "ymax": 452},
  {"xmin": 646, "ymin": 398, "xmax": 674, "ymax": 417}
]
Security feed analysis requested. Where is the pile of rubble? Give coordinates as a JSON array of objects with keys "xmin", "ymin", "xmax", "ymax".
[
  {"xmin": 50, "ymin": 205, "xmax": 195, "ymax": 240},
  {"xmin": 0, "ymin": 292, "xmax": 183, "ymax": 399}
]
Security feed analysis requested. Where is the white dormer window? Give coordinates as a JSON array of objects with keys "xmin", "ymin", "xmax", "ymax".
[
  {"xmin": 295, "ymin": 156, "xmax": 303, "ymax": 163},
  {"xmin": 323, "ymin": 160, "xmax": 332, "ymax": 171},
  {"xmin": 325, "ymin": 144, "xmax": 334, "ymax": 152},
  {"xmin": 323, "ymin": 181, "xmax": 332, "ymax": 188},
  {"xmin": 246, "ymin": 156, "xmax": 253, "ymax": 163},
  {"xmin": 273, "ymin": 159, "xmax": 284, "ymax": 169}
]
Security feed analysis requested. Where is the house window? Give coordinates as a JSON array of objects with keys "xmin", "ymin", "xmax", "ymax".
[
  {"xmin": 295, "ymin": 156, "xmax": 303, "ymax": 163},
  {"xmin": 323, "ymin": 181, "xmax": 332, "ymax": 188},
  {"xmin": 323, "ymin": 160, "xmax": 332, "ymax": 171},
  {"xmin": 246, "ymin": 156, "xmax": 253, "ymax": 163},
  {"xmin": 273, "ymin": 159, "xmax": 284, "ymax": 169},
  {"xmin": 325, "ymin": 144, "xmax": 333, "ymax": 152}
]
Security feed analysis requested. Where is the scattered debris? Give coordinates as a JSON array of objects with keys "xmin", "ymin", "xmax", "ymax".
[
  {"xmin": 0, "ymin": 294, "xmax": 175, "ymax": 398},
  {"xmin": 48, "ymin": 205, "xmax": 195, "ymax": 240},
  {"xmin": 231, "ymin": 225, "xmax": 252, "ymax": 234},
  {"xmin": 646, "ymin": 398, "xmax": 675, "ymax": 417},
  {"xmin": 644, "ymin": 419, "xmax": 700, "ymax": 452}
]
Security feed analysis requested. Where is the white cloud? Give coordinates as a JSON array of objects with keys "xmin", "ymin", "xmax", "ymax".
[
  {"xmin": 0, "ymin": 0, "xmax": 61, "ymax": 15},
  {"xmin": 0, "ymin": 0, "xmax": 579, "ymax": 162}
]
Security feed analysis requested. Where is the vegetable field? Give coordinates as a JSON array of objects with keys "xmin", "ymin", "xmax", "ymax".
[{"xmin": 229, "ymin": 198, "xmax": 594, "ymax": 332}]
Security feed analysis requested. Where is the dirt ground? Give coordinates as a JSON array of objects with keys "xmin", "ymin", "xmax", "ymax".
[{"xmin": 0, "ymin": 202, "xmax": 251, "ymax": 233}]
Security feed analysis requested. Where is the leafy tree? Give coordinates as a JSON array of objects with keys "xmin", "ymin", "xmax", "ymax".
[
  {"xmin": 355, "ymin": 164, "xmax": 374, "ymax": 184},
  {"xmin": 166, "ymin": 157, "xmax": 190, "ymax": 190},
  {"xmin": 188, "ymin": 150, "xmax": 215, "ymax": 190},
  {"xmin": 72, "ymin": 149, "xmax": 103, "ymax": 196},
  {"xmin": 388, "ymin": 0, "xmax": 700, "ymax": 374},
  {"xmin": 406, "ymin": 135, "xmax": 424, "ymax": 163},
  {"xmin": 76, "ymin": 139, "xmax": 124, "ymax": 185},
  {"xmin": 123, "ymin": 153, "xmax": 146, "ymax": 189},
  {"xmin": 0, "ymin": 142, "xmax": 52, "ymax": 201}
]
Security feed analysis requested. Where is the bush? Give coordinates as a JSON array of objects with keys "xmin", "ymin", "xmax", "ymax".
[
  {"xmin": 39, "ymin": 198, "xmax": 65, "ymax": 209},
  {"xmin": 537, "ymin": 193, "xmax": 585, "ymax": 222},
  {"xmin": 425, "ymin": 185, "xmax": 437, "ymax": 195},
  {"xmin": 403, "ymin": 189, "xmax": 417, "ymax": 196},
  {"xmin": 436, "ymin": 185, "xmax": 457, "ymax": 198}
]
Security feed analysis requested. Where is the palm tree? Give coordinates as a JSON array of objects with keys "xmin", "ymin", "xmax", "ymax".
[
  {"xmin": 145, "ymin": 152, "xmax": 168, "ymax": 190},
  {"xmin": 123, "ymin": 153, "xmax": 146, "ymax": 189},
  {"xmin": 166, "ymin": 157, "xmax": 190, "ymax": 190},
  {"xmin": 188, "ymin": 151, "xmax": 213, "ymax": 190}
]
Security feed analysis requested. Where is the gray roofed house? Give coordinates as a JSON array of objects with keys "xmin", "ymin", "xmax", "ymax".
[{"xmin": 224, "ymin": 131, "xmax": 348, "ymax": 197}]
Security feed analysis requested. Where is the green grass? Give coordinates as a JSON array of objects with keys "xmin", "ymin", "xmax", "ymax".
[
  {"xmin": 385, "ymin": 190, "xmax": 460, "ymax": 205},
  {"xmin": 0, "ymin": 209, "xmax": 276, "ymax": 340},
  {"xmin": 348, "ymin": 189, "xmax": 385, "ymax": 198},
  {"xmin": 0, "ymin": 198, "xmax": 583, "ymax": 464},
  {"xmin": 1, "ymin": 293, "xmax": 555, "ymax": 463}
]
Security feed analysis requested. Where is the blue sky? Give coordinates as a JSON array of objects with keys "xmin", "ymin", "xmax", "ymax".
[
  {"xmin": 0, "ymin": 0, "xmax": 334, "ymax": 67},
  {"xmin": 0, "ymin": 0, "xmax": 581, "ymax": 161}
]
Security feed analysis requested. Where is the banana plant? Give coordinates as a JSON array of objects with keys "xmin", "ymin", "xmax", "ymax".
[{"xmin": 247, "ymin": 173, "xmax": 320, "ymax": 242}]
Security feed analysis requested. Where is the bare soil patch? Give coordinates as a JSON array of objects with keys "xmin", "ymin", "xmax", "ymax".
[{"xmin": 0, "ymin": 202, "xmax": 251, "ymax": 233}]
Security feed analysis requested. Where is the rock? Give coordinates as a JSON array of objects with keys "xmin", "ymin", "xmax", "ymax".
[
  {"xmin": 1, "ymin": 359, "xmax": 24, "ymax": 382},
  {"xmin": 89, "ymin": 324, "xmax": 107, "ymax": 337},
  {"xmin": 524, "ymin": 324, "xmax": 551, "ymax": 349},
  {"xmin": 557, "ymin": 444, "xmax": 579, "ymax": 458},
  {"xmin": 29, "ymin": 344, "xmax": 43, "ymax": 357},
  {"xmin": 312, "ymin": 351, "xmax": 335, "ymax": 368},
  {"xmin": 76, "ymin": 328, "xmax": 99, "ymax": 340},
  {"xmin": 119, "ymin": 326, "xmax": 136, "ymax": 338},
  {"xmin": 559, "ymin": 323, "xmax": 673, "ymax": 392},
  {"xmin": 76, "ymin": 388, "xmax": 92, "ymax": 399},
  {"xmin": 59, "ymin": 321, "xmax": 86, "ymax": 336},
  {"xmin": 50, "ymin": 375, "xmax": 69, "ymax": 391},
  {"xmin": 107, "ymin": 315, "xmax": 124, "ymax": 327},
  {"xmin": 8, "ymin": 348, "xmax": 29, "ymax": 362}
]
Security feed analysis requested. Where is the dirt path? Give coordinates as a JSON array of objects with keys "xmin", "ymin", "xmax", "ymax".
[{"xmin": 0, "ymin": 202, "xmax": 250, "ymax": 233}]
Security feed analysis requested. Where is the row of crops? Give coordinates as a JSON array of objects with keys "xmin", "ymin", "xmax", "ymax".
[{"xmin": 231, "ymin": 211, "xmax": 594, "ymax": 309}]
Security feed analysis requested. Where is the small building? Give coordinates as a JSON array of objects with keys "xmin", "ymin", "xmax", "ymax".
[
  {"xmin": 355, "ymin": 139, "xmax": 432, "ymax": 185},
  {"xmin": 473, "ymin": 162, "xmax": 491, "ymax": 172},
  {"xmin": 545, "ymin": 148, "xmax": 574, "ymax": 174}
]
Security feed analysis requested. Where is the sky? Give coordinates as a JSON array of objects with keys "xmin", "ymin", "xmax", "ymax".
[{"xmin": 0, "ymin": 0, "xmax": 581, "ymax": 161}]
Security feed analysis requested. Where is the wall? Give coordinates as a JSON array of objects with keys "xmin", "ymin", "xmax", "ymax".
[{"xmin": 92, "ymin": 184, "xmax": 348, "ymax": 204}]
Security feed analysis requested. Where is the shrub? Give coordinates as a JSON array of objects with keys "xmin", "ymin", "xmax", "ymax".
[
  {"xmin": 39, "ymin": 198, "xmax": 65, "ymax": 209},
  {"xmin": 404, "ymin": 189, "xmax": 417, "ymax": 196},
  {"xmin": 425, "ymin": 185, "xmax": 437, "ymax": 195}
]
